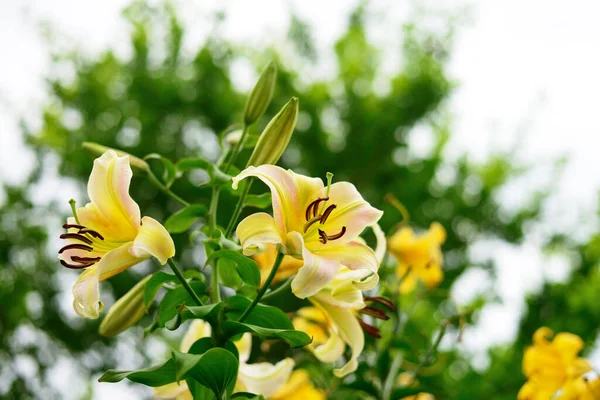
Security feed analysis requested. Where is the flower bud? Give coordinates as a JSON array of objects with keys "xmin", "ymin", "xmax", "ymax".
[
  {"xmin": 82, "ymin": 142, "xmax": 149, "ymax": 172},
  {"xmin": 246, "ymin": 97, "xmax": 299, "ymax": 167},
  {"xmin": 243, "ymin": 62, "xmax": 277, "ymax": 125},
  {"xmin": 99, "ymin": 275, "xmax": 151, "ymax": 337}
]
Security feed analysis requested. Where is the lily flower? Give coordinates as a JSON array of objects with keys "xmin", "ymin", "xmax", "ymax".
[
  {"xmin": 388, "ymin": 222, "xmax": 446, "ymax": 294},
  {"xmin": 270, "ymin": 369, "xmax": 326, "ymax": 400},
  {"xmin": 233, "ymin": 165, "xmax": 383, "ymax": 298},
  {"xmin": 292, "ymin": 266, "xmax": 394, "ymax": 377},
  {"xmin": 153, "ymin": 320, "xmax": 295, "ymax": 399},
  {"xmin": 518, "ymin": 327, "xmax": 592, "ymax": 400},
  {"xmin": 58, "ymin": 150, "xmax": 175, "ymax": 319}
]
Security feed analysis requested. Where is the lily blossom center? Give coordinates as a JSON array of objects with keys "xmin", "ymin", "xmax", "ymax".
[{"xmin": 302, "ymin": 196, "xmax": 346, "ymax": 244}]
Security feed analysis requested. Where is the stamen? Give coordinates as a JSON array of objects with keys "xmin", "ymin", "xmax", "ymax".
[
  {"xmin": 60, "ymin": 259, "xmax": 95, "ymax": 269},
  {"xmin": 71, "ymin": 256, "xmax": 101, "ymax": 263},
  {"xmin": 318, "ymin": 229, "xmax": 328, "ymax": 244},
  {"xmin": 365, "ymin": 296, "xmax": 396, "ymax": 311},
  {"xmin": 359, "ymin": 306, "xmax": 390, "ymax": 320},
  {"xmin": 59, "ymin": 233, "xmax": 93, "ymax": 245},
  {"xmin": 63, "ymin": 223, "xmax": 86, "ymax": 230},
  {"xmin": 78, "ymin": 228, "xmax": 104, "ymax": 240},
  {"xmin": 58, "ymin": 244, "xmax": 93, "ymax": 254},
  {"xmin": 357, "ymin": 318, "xmax": 381, "ymax": 339},
  {"xmin": 304, "ymin": 197, "xmax": 329, "ymax": 221},
  {"xmin": 303, "ymin": 216, "xmax": 321, "ymax": 233},
  {"xmin": 325, "ymin": 226, "xmax": 346, "ymax": 241},
  {"xmin": 320, "ymin": 204, "xmax": 336, "ymax": 224}
]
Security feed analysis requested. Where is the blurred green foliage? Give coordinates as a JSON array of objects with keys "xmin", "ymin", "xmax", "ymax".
[{"xmin": 1, "ymin": 2, "xmax": 596, "ymax": 400}]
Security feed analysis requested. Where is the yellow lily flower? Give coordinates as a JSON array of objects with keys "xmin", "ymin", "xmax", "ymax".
[
  {"xmin": 58, "ymin": 150, "xmax": 175, "ymax": 319},
  {"xmin": 253, "ymin": 243, "xmax": 304, "ymax": 286},
  {"xmin": 556, "ymin": 376, "xmax": 600, "ymax": 400},
  {"xmin": 518, "ymin": 327, "xmax": 592, "ymax": 400},
  {"xmin": 233, "ymin": 165, "xmax": 383, "ymax": 298},
  {"xmin": 396, "ymin": 372, "xmax": 435, "ymax": 400},
  {"xmin": 271, "ymin": 369, "xmax": 326, "ymax": 400},
  {"xmin": 292, "ymin": 266, "xmax": 393, "ymax": 377},
  {"xmin": 153, "ymin": 320, "xmax": 295, "ymax": 399},
  {"xmin": 388, "ymin": 222, "xmax": 446, "ymax": 294}
]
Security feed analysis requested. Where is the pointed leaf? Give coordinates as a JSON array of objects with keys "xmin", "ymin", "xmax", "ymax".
[
  {"xmin": 243, "ymin": 193, "xmax": 272, "ymax": 209},
  {"xmin": 176, "ymin": 157, "xmax": 232, "ymax": 187},
  {"xmin": 224, "ymin": 296, "xmax": 293, "ymax": 330},
  {"xmin": 222, "ymin": 321, "xmax": 312, "ymax": 348},
  {"xmin": 144, "ymin": 271, "xmax": 178, "ymax": 307},
  {"xmin": 205, "ymin": 251, "xmax": 261, "ymax": 288},
  {"xmin": 165, "ymin": 204, "xmax": 208, "ymax": 233},
  {"xmin": 158, "ymin": 281, "xmax": 207, "ymax": 327},
  {"xmin": 98, "ymin": 358, "xmax": 176, "ymax": 386},
  {"xmin": 145, "ymin": 153, "xmax": 177, "ymax": 188}
]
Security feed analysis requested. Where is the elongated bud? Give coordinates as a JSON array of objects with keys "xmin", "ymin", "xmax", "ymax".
[
  {"xmin": 99, "ymin": 275, "xmax": 151, "ymax": 337},
  {"xmin": 82, "ymin": 142, "xmax": 150, "ymax": 172},
  {"xmin": 246, "ymin": 97, "xmax": 299, "ymax": 167},
  {"xmin": 243, "ymin": 61, "xmax": 277, "ymax": 125}
]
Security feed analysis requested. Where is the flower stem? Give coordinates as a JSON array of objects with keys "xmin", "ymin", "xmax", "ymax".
[
  {"xmin": 262, "ymin": 276, "xmax": 292, "ymax": 300},
  {"xmin": 382, "ymin": 352, "xmax": 403, "ymax": 400},
  {"xmin": 411, "ymin": 322, "xmax": 448, "ymax": 381},
  {"xmin": 225, "ymin": 179, "xmax": 253, "ymax": 238},
  {"xmin": 238, "ymin": 251, "xmax": 285, "ymax": 323},
  {"xmin": 167, "ymin": 258, "xmax": 204, "ymax": 306},
  {"xmin": 224, "ymin": 123, "xmax": 249, "ymax": 172},
  {"xmin": 210, "ymin": 259, "xmax": 221, "ymax": 304},
  {"xmin": 147, "ymin": 170, "xmax": 190, "ymax": 207}
]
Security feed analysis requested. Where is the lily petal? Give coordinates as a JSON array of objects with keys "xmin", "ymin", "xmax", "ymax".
[
  {"xmin": 72, "ymin": 242, "xmax": 143, "ymax": 319},
  {"xmin": 181, "ymin": 320, "xmax": 212, "ymax": 353},
  {"xmin": 313, "ymin": 330, "xmax": 346, "ymax": 363},
  {"xmin": 153, "ymin": 382, "xmax": 192, "ymax": 400},
  {"xmin": 236, "ymin": 213, "xmax": 284, "ymax": 256},
  {"xmin": 87, "ymin": 150, "xmax": 140, "ymax": 240},
  {"xmin": 130, "ymin": 216, "xmax": 175, "ymax": 265},
  {"xmin": 237, "ymin": 358, "xmax": 295, "ymax": 398},
  {"xmin": 314, "ymin": 182, "xmax": 382, "ymax": 243},
  {"xmin": 314, "ymin": 300, "xmax": 364, "ymax": 377},
  {"xmin": 232, "ymin": 165, "xmax": 324, "ymax": 233},
  {"xmin": 371, "ymin": 223, "xmax": 386, "ymax": 264},
  {"xmin": 314, "ymin": 241, "xmax": 378, "ymax": 273},
  {"xmin": 235, "ymin": 332, "xmax": 253, "ymax": 364},
  {"xmin": 289, "ymin": 232, "xmax": 339, "ymax": 298}
]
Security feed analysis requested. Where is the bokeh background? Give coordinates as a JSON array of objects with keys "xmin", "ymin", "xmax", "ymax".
[{"xmin": 1, "ymin": 0, "xmax": 600, "ymax": 399}]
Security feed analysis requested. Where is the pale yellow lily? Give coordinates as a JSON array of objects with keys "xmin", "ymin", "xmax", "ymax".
[
  {"xmin": 233, "ymin": 165, "xmax": 383, "ymax": 298},
  {"xmin": 58, "ymin": 150, "xmax": 175, "ymax": 319},
  {"xmin": 153, "ymin": 320, "xmax": 295, "ymax": 399},
  {"xmin": 271, "ymin": 369, "xmax": 326, "ymax": 400},
  {"xmin": 388, "ymin": 222, "xmax": 446, "ymax": 294},
  {"xmin": 518, "ymin": 327, "xmax": 592, "ymax": 400}
]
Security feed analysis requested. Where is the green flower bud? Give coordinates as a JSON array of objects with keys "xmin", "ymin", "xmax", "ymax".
[
  {"xmin": 82, "ymin": 142, "xmax": 150, "ymax": 172},
  {"xmin": 246, "ymin": 97, "xmax": 299, "ymax": 167},
  {"xmin": 99, "ymin": 275, "xmax": 151, "ymax": 337},
  {"xmin": 243, "ymin": 62, "xmax": 277, "ymax": 125}
]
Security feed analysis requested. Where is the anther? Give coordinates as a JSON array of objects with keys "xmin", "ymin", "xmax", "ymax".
[
  {"xmin": 318, "ymin": 229, "xmax": 328, "ymax": 244},
  {"xmin": 320, "ymin": 204, "xmax": 336, "ymax": 224},
  {"xmin": 326, "ymin": 226, "xmax": 346, "ymax": 241},
  {"xmin": 63, "ymin": 223, "xmax": 86, "ymax": 230},
  {"xmin": 58, "ymin": 244, "xmax": 93, "ymax": 254},
  {"xmin": 60, "ymin": 259, "xmax": 95, "ymax": 269},
  {"xmin": 365, "ymin": 296, "xmax": 396, "ymax": 311},
  {"xmin": 304, "ymin": 197, "xmax": 329, "ymax": 221},
  {"xmin": 71, "ymin": 256, "xmax": 101, "ymax": 263},
  {"xmin": 59, "ymin": 233, "xmax": 93, "ymax": 245},
  {"xmin": 78, "ymin": 228, "xmax": 104, "ymax": 240},
  {"xmin": 359, "ymin": 306, "xmax": 390, "ymax": 320},
  {"xmin": 357, "ymin": 318, "xmax": 381, "ymax": 339}
]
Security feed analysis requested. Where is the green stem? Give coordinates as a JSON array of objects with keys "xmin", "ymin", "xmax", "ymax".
[
  {"xmin": 147, "ymin": 170, "xmax": 190, "ymax": 207},
  {"xmin": 238, "ymin": 251, "xmax": 285, "ymax": 322},
  {"xmin": 210, "ymin": 259, "xmax": 222, "ymax": 304},
  {"xmin": 382, "ymin": 352, "xmax": 403, "ymax": 400},
  {"xmin": 262, "ymin": 277, "xmax": 292, "ymax": 300},
  {"xmin": 225, "ymin": 179, "xmax": 253, "ymax": 238},
  {"xmin": 411, "ymin": 322, "xmax": 448, "ymax": 381},
  {"xmin": 167, "ymin": 258, "xmax": 204, "ymax": 306},
  {"xmin": 207, "ymin": 185, "xmax": 222, "ymax": 304},
  {"xmin": 224, "ymin": 124, "xmax": 249, "ymax": 172},
  {"xmin": 209, "ymin": 186, "xmax": 220, "ymax": 229}
]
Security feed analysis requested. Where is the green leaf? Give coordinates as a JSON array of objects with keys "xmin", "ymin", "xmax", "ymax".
[
  {"xmin": 177, "ymin": 157, "xmax": 232, "ymax": 187},
  {"xmin": 165, "ymin": 204, "xmax": 208, "ymax": 233},
  {"xmin": 98, "ymin": 358, "xmax": 176, "ymax": 386},
  {"xmin": 143, "ymin": 271, "xmax": 178, "ymax": 307},
  {"xmin": 206, "ymin": 250, "xmax": 261, "ymax": 288},
  {"xmin": 218, "ymin": 257, "xmax": 244, "ymax": 289},
  {"xmin": 180, "ymin": 302, "xmax": 223, "ymax": 325},
  {"xmin": 186, "ymin": 378, "xmax": 214, "ymax": 400},
  {"xmin": 157, "ymin": 281, "xmax": 207, "ymax": 327},
  {"xmin": 173, "ymin": 349, "xmax": 239, "ymax": 400},
  {"xmin": 232, "ymin": 393, "xmax": 265, "ymax": 400},
  {"xmin": 145, "ymin": 153, "xmax": 177, "ymax": 188},
  {"xmin": 222, "ymin": 321, "xmax": 312, "ymax": 348},
  {"xmin": 390, "ymin": 387, "xmax": 428, "ymax": 399},
  {"xmin": 224, "ymin": 296, "xmax": 294, "ymax": 329},
  {"xmin": 243, "ymin": 193, "xmax": 272, "ymax": 209}
]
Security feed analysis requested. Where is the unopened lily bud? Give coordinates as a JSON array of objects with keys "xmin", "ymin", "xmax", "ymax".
[
  {"xmin": 246, "ymin": 97, "xmax": 299, "ymax": 167},
  {"xmin": 82, "ymin": 142, "xmax": 149, "ymax": 172},
  {"xmin": 243, "ymin": 62, "xmax": 277, "ymax": 125},
  {"xmin": 225, "ymin": 129, "xmax": 244, "ymax": 146},
  {"xmin": 99, "ymin": 275, "xmax": 151, "ymax": 337}
]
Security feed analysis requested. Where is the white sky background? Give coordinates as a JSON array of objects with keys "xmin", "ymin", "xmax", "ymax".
[{"xmin": 1, "ymin": 0, "xmax": 600, "ymax": 398}]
